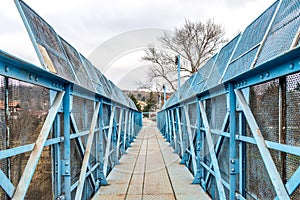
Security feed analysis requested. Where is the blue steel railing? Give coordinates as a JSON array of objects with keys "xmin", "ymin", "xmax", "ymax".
[
  {"xmin": 0, "ymin": 51, "xmax": 142, "ymax": 200},
  {"xmin": 158, "ymin": 0, "xmax": 300, "ymax": 199},
  {"xmin": 0, "ymin": 1, "xmax": 142, "ymax": 200}
]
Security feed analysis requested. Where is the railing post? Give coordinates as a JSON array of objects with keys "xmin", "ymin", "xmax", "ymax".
[
  {"xmin": 52, "ymin": 114, "xmax": 61, "ymax": 198},
  {"xmin": 193, "ymin": 99, "xmax": 202, "ymax": 184},
  {"xmin": 123, "ymin": 109, "xmax": 129, "ymax": 151},
  {"xmin": 239, "ymin": 112, "xmax": 246, "ymax": 197},
  {"xmin": 229, "ymin": 83, "xmax": 237, "ymax": 200},
  {"xmin": 98, "ymin": 99, "xmax": 108, "ymax": 186},
  {"xmin": 112, "ymin": 106, "xmax": 119, "ymax": 165},
  {"xmin": 63, "ymin": 85, "xmax": 71, "ymax": 200}
]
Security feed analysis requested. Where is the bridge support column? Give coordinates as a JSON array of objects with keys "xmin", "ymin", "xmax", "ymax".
[
  {"xmin": 229, "ymin": 83, "xmax": 238, "ymax": 200},
  {"xmin": 62, "ymin": 85, "xmax": 71, "ymax": 200}
]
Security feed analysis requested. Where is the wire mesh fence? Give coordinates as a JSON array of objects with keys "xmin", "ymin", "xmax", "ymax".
[{"xmin": 159, "ymin": 0, "xmax": 300, "ymax": 199}]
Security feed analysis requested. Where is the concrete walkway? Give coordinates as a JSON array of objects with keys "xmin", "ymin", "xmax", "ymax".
[{"xmin": 92, "ymin": 119, "xmax": 210, "ymax": 200}]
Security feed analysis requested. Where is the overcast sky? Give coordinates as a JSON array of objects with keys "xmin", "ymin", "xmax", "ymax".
[{"xmin": 1, "ymin": 0, "xmax": 275, "ymax": 90}]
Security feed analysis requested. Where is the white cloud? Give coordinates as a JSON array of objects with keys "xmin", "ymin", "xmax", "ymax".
[{"xmin": 0, "ymin": 0, "xmax": 276, "ymax": 89}]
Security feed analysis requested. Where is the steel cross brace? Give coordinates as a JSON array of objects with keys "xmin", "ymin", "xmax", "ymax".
[
  {"xmin": 75, "ymin": 101, "xmax": 100, "ymax": 200},
  {"xmin": 70, "ymin": 114, "xmax": 96, "ymax": 188},
  {"xmin": 103, "ymin": 106, "xmax": 116, "ymax": 177},
  {"xmin": 183, "ymin": 105, "xmax": 198, "ymax": 177},
  {"xmin": 235, "ymin": 89, "xmax": 290, "ymax": 200},
  {"xmin": 12, "ymin": 91, "xmax": 65, "ymax": 200},
  {"xmin": 0, "ymin": 169, "xmax": 15, "ymax": 197},
  {"xmin": 176, "ymin": 107, "xmax": 184, "ymax": 158},
  {"xmin": 203, "ymin": 112, "xmax": 229, "ymax": 188},
  {"xmin": 198, "ymin": 101, "xmax": 226, "ymax": 200},
  {"xmin": 282, "ymin": 166, "xmax": 300, "ymax": 197}
]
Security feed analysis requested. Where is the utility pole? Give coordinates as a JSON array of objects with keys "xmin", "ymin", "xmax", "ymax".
[
  {"xmin": 175, "ymin": 55, "xmax": 181, "ymax": 100},
  {"xmin": 163, "ymin": 84, "xmax": 166, "ymax": 106}
]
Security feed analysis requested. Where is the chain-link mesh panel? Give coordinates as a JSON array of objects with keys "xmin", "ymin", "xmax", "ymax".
[
  {"xmin": 9, "ymin": 80, "xmax": 49, "ymax": 145},
  {"xmin": 80, "ymin": 56, "xmax": 105, "ymax": 96},
  {"xmin": 6, "ymin": 79, "xmax": 51, "ymax": 199},
  {"xmin": 0, "ymin": 76, "xmax": 8, "ymax": 200},
  {"xmin": 206, "ymin": 35, "xmax": 240, "ymax": 89},
  {"xmin": 286, "ymin": 72, "xmax": 300, "ymax": 199},
  {"xmin": 26, "ymin": 147, "xmax": 52, "ymax": 200},
  {"xmin": 245, "ymin": 143, "xmax": 276, "ymax": 199},
  {"xmin": 256, "ymin": 0, "xmax": 300, "ymax": 66},
  {"xmin": 184, "ymin": 73, "xmax": 197, "ymax": 98},
  {"xmin": 247, "ymin": 80, "xmax": 280, "ymax": 199},
  {"xmin": 61, "ymin": 39, "xmax": 94, "ymax": 91},
  {"xmin": 18, "ymin": 0, "xmax": 137, "ymax": 111},
  {"xmin": 211, "ymin": 94, "xmax": 227, "ymax": 130},
  {"xmin": 223, "ymin": 47, "xmax": 259, "ymax": 82},
  {"xmin": 233, "ymin": 1, "xmax": 279, "ymax": 60},
  {"xmin": 47, "ymin": 50, "xmax": 77, "ymax": 82},
  {"xmin": 19, "ymin": 1, "xmax": 63, "ymax": 55},
  {"xmin": 223, "ymin": 2, "xmax": 279, "ymax": 82},
  {"xmin": 195, "ymin": 54, "xmax": 217, "ymax": 93},
  {"xmin": 102, "ymin": 104, "xmax": 111, "ymax": 127},
  {"xmin": 19, "ymin": 1, "xmax": 78, "ymax": 83},
  {"xmin": 70, "ymin": 138, "xmax": 82, "ymax": 185},
  {"xmin": 73, "ymin": 96, "xmax": 85, "ymax": 132}
]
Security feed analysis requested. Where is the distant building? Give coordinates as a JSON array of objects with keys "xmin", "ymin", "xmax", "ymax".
[{"xmin": 0, "ymin": 100, "xmax": 21, "ymax": 112}]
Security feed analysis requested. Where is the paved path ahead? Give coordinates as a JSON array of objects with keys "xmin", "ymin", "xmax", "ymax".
[{"xmin": 93, "ymin": 119, "xmax": 210, "ymax": 200}]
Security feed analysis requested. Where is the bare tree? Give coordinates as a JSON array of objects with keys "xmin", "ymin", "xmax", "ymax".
[{"xmin": 142, "ymin": 19, "xmax": 226, "ymax": 91}]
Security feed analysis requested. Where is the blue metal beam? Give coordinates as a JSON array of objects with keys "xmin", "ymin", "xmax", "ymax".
[{"xmin": 0, "ymin": 169, "xmax": 15, "ymax": 198}]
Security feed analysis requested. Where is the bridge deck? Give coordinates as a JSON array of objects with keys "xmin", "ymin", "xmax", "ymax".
[{"xmin": 92, "ymin": 119, "xmax": 210, "ymax": 200}]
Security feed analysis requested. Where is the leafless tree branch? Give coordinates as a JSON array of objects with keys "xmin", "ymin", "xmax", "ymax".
[{"xmin": 142, "ymin": 19, "xmax": 226, "ymax": 92}]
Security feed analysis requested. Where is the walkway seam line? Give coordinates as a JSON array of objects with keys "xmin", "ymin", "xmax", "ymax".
[
  {"xmin": 124, "ymin": 131, "xmax": 144, "ymax": 199},
  {"xmin": 155, "ymin": 129, "xmax": 177, "ymax": 200}
]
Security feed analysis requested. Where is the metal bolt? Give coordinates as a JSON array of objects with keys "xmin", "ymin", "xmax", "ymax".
[
  {"xmin": 65, "ymin": 162, "xmax": 69, "ymax": 166},
  {"xmin": 55, "ymin": 162, "xmax": 58, "ymax": 166},
  {"xmin": 65, "ymin": 170, "xmax": 69, "ymax": 174},
  {"xmin": 5, "ymin": 66, "xmax": 9, "ymax": 72},
  {"xmin": 231, "ymin": 168, "xmax": 235, "ymax": 172},
  {"xmin": 260, "ymin": 74, "xmax": 264, "ymax": 79},
  {"xmin": 231, "ymin": 159, "xmax": 235, "ymax": 164},
  {"xmin": 29, "ymin": 74, "xmax": 33, "ymax": 80},
  {"xmin": 290, "ymin": 63, "xmax": 294, "ymax": 69},
  {"xmin": 35, "ymin": 76, "xmax": 39, "ymax": 82},
  {"xmin": 244, "ymin": 80, "xmax": 247, "ymax": 85},
  {"xmin": 266, "ymin": 72, "xmax": 269, "ymax": 77}
]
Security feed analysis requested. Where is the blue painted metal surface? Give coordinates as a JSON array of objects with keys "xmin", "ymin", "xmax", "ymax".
[
  {"xmin": 158, "ymin": 0, "xmax": 300, "ymax": 199},
  {"xmin": 0, "ymin": 1, "xmax": 142, "ymax": 199}
]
